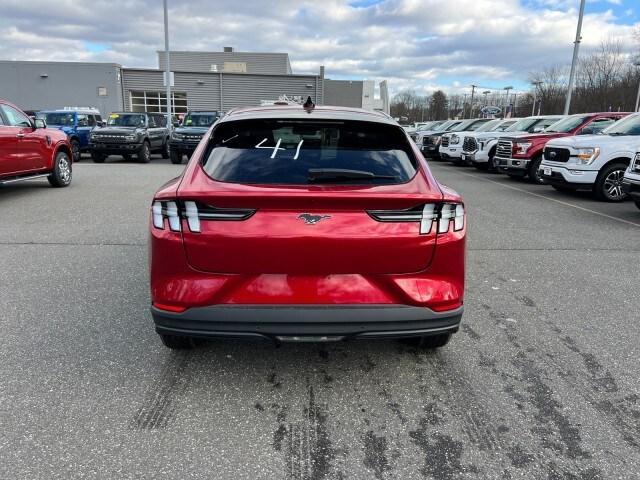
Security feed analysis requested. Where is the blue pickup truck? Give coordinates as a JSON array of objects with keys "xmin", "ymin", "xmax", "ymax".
[{"xmin": 37, "ymin": 108, "xmax": 103, "ymax": 162}]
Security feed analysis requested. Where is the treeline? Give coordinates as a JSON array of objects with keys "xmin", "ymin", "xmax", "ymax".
[{"xmin": 392, "ymin": 39, "xmax": 640, "ymax": 122}]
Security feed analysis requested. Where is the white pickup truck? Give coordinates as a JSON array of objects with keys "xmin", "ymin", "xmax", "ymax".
[
  {"xmin": 439, "ymin": 118, "xmax": 513, "ymax": 164},
  {"xmin": 622, "ymin": 152, "xmax": 640, "ymax": 210},
  {"xmin": 462, "ymin": 115, "xmax": 564, "ymax": 171},
  {"xmin": 541, "ymin": 113, "xmax": 640, "ymax": 201}
]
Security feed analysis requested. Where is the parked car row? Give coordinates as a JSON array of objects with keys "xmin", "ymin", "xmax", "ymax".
[{"xmin": 412, "ymin": 112, "xmax": 640, "ymax": 208}]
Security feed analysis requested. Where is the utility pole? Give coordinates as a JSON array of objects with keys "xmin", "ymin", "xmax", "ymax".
[
  {"xmin": 564, "ymin": 0, "xmax": 586, "ymax": 115},
  {"xmin": 634, "ymin": 57, "xmax": 640, "ymax": 112},
  {"xmin": 163, "ymin": 0, "xmax": 172, "ymax": 130},
  {"xmin": 469, "ymin": 85, "xmax": 477, "ymax": 118}
]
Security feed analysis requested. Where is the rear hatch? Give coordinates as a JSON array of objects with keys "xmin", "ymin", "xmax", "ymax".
[{"xmin": 178, "ymin": 117, "xmax": 443, "ymax": 275}]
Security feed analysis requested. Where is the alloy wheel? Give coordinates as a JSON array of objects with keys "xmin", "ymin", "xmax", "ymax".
[
  {"xmin": 58, "ymin": 154, "xmax": 72, "ymax": 184},
  {"xmin": 603, "ymin": 169, "xmax": 626, "ymax": 201}
]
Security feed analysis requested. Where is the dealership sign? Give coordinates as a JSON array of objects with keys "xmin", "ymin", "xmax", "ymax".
[{"xmin": 481, "ymin": 106, "xmax": 502, "ymax": 116}]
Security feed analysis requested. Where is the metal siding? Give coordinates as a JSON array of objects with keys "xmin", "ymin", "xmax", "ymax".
[
  {"xmin": 122, "ymin": 68, "xmax": 321, "ymax": 113},
  {"xmin": 0, "ymin": 61, "xmax": 121, "ymax": 115},
  {"xmin": 324, "ymin": 80, "xmax": 364, "ymax": 108},
  {"xmin": 122, "ymin": 69, "xmax": 221, "ymax": 112},
  {"xmin": 158, "ymin": 51, "xmax": 290, "ymax": 75}
]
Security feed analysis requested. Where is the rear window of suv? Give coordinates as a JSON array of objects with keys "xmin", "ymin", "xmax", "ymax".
[{"xmin": 202, "ymin": 119, "xmax": 418, "ymax": 185}]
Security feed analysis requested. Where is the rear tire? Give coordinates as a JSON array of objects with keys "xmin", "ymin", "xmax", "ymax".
[
  {"xmin": 527, "ymin": 155, "xmax": 545, "ymax": 184},
  {"xmin": 170, "ymin": 149, "xmax": 183, "ymax": 164},
  {"xmin": 47, "ymin": 151, "xmax": 72, "ymax": 187},
  {"xmin": 138, "ymin": 141, "xmax": 151, "ymax": 163},
  {"xmin": 161, "ymin": 139, "xmax": 170, "ymax": 159},
  {"xmin": 159, "ymin": 334, "xmax": 196, "ymax": 350},
  {"xmin": 70, "ymin": 139, "xmax": 81, "ymax": 163},
  {"xmin": 634, "ymin": 200, "xmax": 640, "ymax": 210},
  {"xmin": 91, "ymin": 151, "xmax": 105, "ymax": 163},
  {"xmin": 473, "ymin": 162, "xmax": 489, "ymax": 171},
  {"xmin": 594, "ymin": 162, "xmax": 628, "ymax": 202},
  {"xmin": 403, "ymin": 333, "xmax": 452, "ymax": 349}
]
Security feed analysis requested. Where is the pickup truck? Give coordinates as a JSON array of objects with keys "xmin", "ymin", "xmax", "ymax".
[
  {"xmin": 541, "ymin": 113, "xmax": 640, "ymax": 201},
  {"xmin": 440, "ymin": 118, "xmax": 517, "ymax": 165},
  {"xmin": 415, "ymin": 120, "xmax": 462, "ymax": 155},
  {"xmin": 169, "ymin": 110, "xmax": 219, "ymax": 164},
  {"xmin": 496, "ymin": 112, "xmax": 629, "ymax": 184},
  {"xmin": 425, "ymin": 118, "xmax": 492, "ymax": 160},
  {"xmin": 461, "ymin": 115, "xmax": 564, "ymax": 172},
  {"xmin": 622, "ymin": 152, "xmax": 640, "ymax": 209},
  {"xmin": 0, "ymin": 99, "xmax": 72, "ymax": 187},
  {"xmin": 36, "ymin": 108, "xmax": 103, "ymax": 162},
  {"xmin": 89, "ymin": 112, "xmax": 170, "ymax": 163}
]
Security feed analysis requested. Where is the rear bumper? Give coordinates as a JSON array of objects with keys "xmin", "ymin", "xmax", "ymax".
[{"xmin": 152, "ymin": 304, "xmax": 463, "ymax": 342}]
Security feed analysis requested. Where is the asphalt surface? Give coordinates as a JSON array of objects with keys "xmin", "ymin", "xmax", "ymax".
[{"xmin": 1, "ymin": 155, "xmax": 639, "ymax": 479}]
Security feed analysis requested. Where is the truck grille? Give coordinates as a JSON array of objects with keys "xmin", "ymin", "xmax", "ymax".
[
  {"xmin": 91, "ymin": 134, "xmax": 130, "ymax": 143},
  {"xmin": 543, "ymin": 147, "xmax": 570, "ymax": 163},
  {"xmin": 496, "ymin": 139, "xmax": 512, "ymax": 159},
  {"xmin": 423, "ymin": 136, "xmax": 435, "ymax": 146},
  {"xmin": 441, "ymin": 136, "xmax": 450, "ymax": 148},
  {"xmin": 462, "ymin": 136, "xmax": 477, "ymax": 153}
]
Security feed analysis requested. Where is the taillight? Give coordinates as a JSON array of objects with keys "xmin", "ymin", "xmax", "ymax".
[
  {"xmin": 368, "ymin": 203, "xmax": 464, "ymax": 234},
  {"xmin": 152, "ymin": 200, "xmax": 256, "ymax": 233}
]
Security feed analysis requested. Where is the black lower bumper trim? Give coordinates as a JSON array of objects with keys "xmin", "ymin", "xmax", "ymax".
[
  {"xmin": 152, "ymin": 304, "xmax": 463, "ymax": 342},
  {"xmin": 541, "ymin": 172, "xmax": 593, "ymax": 191}
]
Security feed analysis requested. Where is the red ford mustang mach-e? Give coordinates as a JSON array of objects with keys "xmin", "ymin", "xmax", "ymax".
[{"xmin": 149, "ymin": 103, "xmax": 466, "ymax": 349}]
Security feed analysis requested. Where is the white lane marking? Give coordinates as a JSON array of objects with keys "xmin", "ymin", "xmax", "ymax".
[{"xmin": 443, "ymin": 167, "xmax": 640, "ymax": 229}]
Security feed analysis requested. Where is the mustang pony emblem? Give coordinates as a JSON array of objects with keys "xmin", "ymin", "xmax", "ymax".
[{"xmin": 298, "ymin": 213, "xmax": 331, "ymax": 225}]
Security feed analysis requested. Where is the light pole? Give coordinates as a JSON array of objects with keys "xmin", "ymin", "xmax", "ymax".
[
  {"xmin": 503, "ymin": 86, "xmax": 513, "ymax": 117},
  {"xmin": 469, "ymin": 84, "xmax": 477, "ymax": 118},
  {"xmin": 564, "ymin": 0, "xmax": 586, "ymax": 115},
  {"xmin": 163, "ymin": 0, "xmax": 172, "ymax": 130},
  {"xmin": 634, "ymin": 57, "xmax": 640, "ymax": 112},
  {"xmin": 532, "ymin": 81, "xmax": 543, "ymax": 116}
]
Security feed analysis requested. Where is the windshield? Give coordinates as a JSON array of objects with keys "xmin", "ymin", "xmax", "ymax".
[
  {"xmin": 475, "ymin": 119, "xmax": 501, "ymax": 132},
  {"xmin": 107, "ymin": 114, "xmax": 146, "ymax": 127},
  {"xmin": 602, "ymin": 114, "xmax": 640, "ymax": 135},
  {"xmin": 202, "ymin": 119, "xmax": 417, "ymax": 185},
  {"xmin": 183, "ymin": 113, "xmax": 219, "ymax": 128},
  {"xmin": 506, "ymin": 118, "xmax": 538, "ymax": 132},
  {"xmin": 432, "ymin": 120, "xmax": 457, "ymax": 131},
  {"xmin": 495, "ymin": 120, "xmax": 518, "ymax": 131},
  {"xmin": 38, "ymin": 112, "xmax": 74, "ymax": 126},
  {"xmin": 452, "ymin": 119, "xmax": 490, "ymax": 132},
  {"xmin": 544, "ymin": 115, "xmax": 589, "ymax": 133}
]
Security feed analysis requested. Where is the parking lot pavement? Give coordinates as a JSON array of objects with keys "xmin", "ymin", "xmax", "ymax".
[{"xmin": 1, "ymin": 159, "xmax": 639, "ymax": 479}]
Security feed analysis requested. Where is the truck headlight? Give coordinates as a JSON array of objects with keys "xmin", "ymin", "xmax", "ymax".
[
  {"xmin": 124, "ymin": 135, "xmax": 136, "ymax": 141},
  {"xmin": 172, "ymin": 132, "xmax": 184, "ymax": 140},
  {"xmin": 514, "ymin": 142, "xmax": 532, "ymax": 155},
  {"xmin": 450, "ymin": 135, "xmax": 459, "ymax": 145},
  {"xmin": 574, "ymin": 147, "xmax": 600, "ymax": 165}
]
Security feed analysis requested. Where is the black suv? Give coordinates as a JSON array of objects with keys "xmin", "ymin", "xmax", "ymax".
[
  {"xmin": 169, "ymin": 110, "xmax": 219, "ymax": 164},
  {"xmin": 89, "ymin": 112, "xmax": 170, "ymax": 163}
]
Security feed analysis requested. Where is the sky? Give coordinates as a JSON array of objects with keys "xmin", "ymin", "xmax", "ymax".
[{"xmin": 1, "ymin": 0, "xmax": 638, "ymax": 98}]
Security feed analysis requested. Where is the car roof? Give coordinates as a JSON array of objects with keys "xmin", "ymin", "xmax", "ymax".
[
  {"xmin": 222, "ymin": 105, "xmax": 397, "ymax": 126},
  {"xmin": 40, "ymin": 109, "xmax": 97, "ymax": 114}
]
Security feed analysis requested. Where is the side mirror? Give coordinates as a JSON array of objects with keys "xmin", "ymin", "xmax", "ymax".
[
  {"xmin": 532, "ymin": 126, "xmax": 544, "ymax": 133},
  {"xmin": 33, "ymin": 118, "xmax": 47, "ymax": 129},
  {"xmin": 173, "ymin": 121, "xmax": 180, "ymax": 127},
  {"xmin": 96, "ymin": 121, "xmax": 105, "ymax": 127},
  {"xmin": 578, "ymin": 127, "xmax": 594, "ymax": 135}
]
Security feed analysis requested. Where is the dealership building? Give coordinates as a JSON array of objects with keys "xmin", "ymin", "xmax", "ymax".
[{"xmin": 0, "ymin": 48, "xmax": 389, "ymax": 116}]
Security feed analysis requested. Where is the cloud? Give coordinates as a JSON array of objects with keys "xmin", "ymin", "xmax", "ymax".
[{"xmin": 0, "ymin": 0, "xmax": 638, "ymax": 96}]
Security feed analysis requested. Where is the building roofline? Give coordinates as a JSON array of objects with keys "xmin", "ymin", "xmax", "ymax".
[
  {"xmin": 156, "ymin": 50, "xmax": 290, "ymax": 56},
  {"xmin": 122, "ymin": 66, "xmax": 319, "ymax": 78},
  {"xmin": 0, "ymin": 59, "xmax": 122, "ymax": 67}
]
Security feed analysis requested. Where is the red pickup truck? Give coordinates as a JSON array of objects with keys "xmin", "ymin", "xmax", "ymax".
[
  {"xmin": 0, "ymin": 99, "xmax": 72, "ymax": 187},
  {"xmin": 496, "ymin": 112, "xmax": 630, "ymax": 184}
]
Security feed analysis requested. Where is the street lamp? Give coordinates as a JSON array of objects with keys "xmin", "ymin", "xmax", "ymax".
[
  {"xmin": 163, "ymin": 0, "xmax": 172, "ymax": 130},
  {"xmin": 531, "ymin": 81, "xmax": 543, "ymax": 116},
  {"xmin": 564, "ymin": 0, "xmax": 586, "ymax": 115},
  {"xmin": 503, "ymin": 86, "xmax": 513, "ymax": 117}
]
